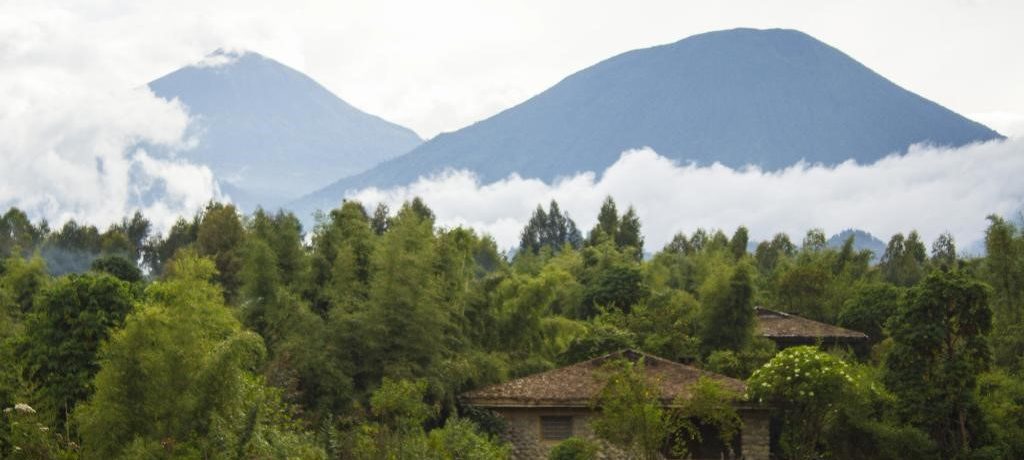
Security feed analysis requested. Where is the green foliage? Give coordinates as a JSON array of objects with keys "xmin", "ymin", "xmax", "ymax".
[
  {"xmin": 822, "ymin": 364, "xmax": 937, "ymax": 460},
  {"xmin": 837, "ymin": 282, "xmax": 902, "ymax": 346},
  {"xmin": 704, "ymin": 337, "xmax": 776, "ymax": 379},
  {"xmin": 309, "ymin": 201, "xmax": 375, "ymax": 316},
  {"xmin": 754, "ymin": 233, "xmax": 796, "ymax": 274},
  {"xmin": 4, "ymin": 204, "xmax": 1024, "ymax": 459},
  {"xmin": 983, "ymin": 215, "xmax": 1024, "ymax": 370},
  {"xmin": 579, "ymin": 242, "xmax": 649, "ymax": 317},
  {"xmin": 590, "ymin": 358, "xmax": 671, "ymax": 460},
  {"xmin": 586, "ymin": 197, "xmax": 643, "ymax": 259},
  {"xmin": 0, "ymin": 209, "xmax": 46, "ymax": 259},
  {"xmin": 0, "ymin": 254, "xmax": 48, "ymax": 313},
  {"xmin": 593, "ymin": 291, "xmax": 701, "ymax": 363},
  {"xmin": 89, "ymin": 255, "xmax": 142, "ymax": 283},
  {"xmin": 560, "ymin": 322, "xmax": 637, "ymax": 365},
  {"xmin": 142, "ymin": 216, "xmax": 197, "ymax": 276},
  {"xmin": 370, "ymin": 379, "xmax": 436, "ymax": 433},
  {"xmin": 343, "ymin": 378, "xmax": 507, "ymax": 459},
  {"xmin": 673, "ymin": 377, "xmax": 741, "ymax": 458},
  {"xmin": 748, "ymin": 346, "xmax": 855, "ymax": 460},
  {"xmin": 549, "ymin": 437, "xmax": 599, "ymax": 460},
  {"xmin": 426, "ymin": 417, "xmax": 510, "ymax": 459},
  {"xmin": 2, "ymin": 403, "xmax": 77, "ymax": 459},
  {"xmin": 977, "ymin": 370, "xmax": 1024, "ymax": 458},
  {"xmin": 519, "ymin": 200, "xmax": 583, "ymax": 255},
  {"xmin": 20, "ymin": 272, "xmax": 134, "ymax": 427},
  {"xmin": 195, "ymin": 202, "xmax": 245, "ymax": 301},
  {"xmin": 75, "ymin": 251, "xmax": 321, "ymax": 458},
  {"xmin": 884, "ymin": 269, "xmax": 993, "ymax": 457},
  {"xmin": 698, "ymin": 262, "xmax": 755, "ymax": 354},
  {"xmin": 728, "ymin": 226, "xmax": 749, "ymax": 261},
  {"xmin": 879, "ymin": 231, "xmax": 927, "ymax": 287}
]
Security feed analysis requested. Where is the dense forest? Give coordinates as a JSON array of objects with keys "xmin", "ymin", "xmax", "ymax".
[{"xmin": 0, "ymin": 198, "xmax": 1022, "ymax": 459}]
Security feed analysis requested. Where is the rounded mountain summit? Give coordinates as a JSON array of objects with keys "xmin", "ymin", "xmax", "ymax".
[{"xmin": 293, "ymin": 28, "xmax": 1002, "ymax": 218}]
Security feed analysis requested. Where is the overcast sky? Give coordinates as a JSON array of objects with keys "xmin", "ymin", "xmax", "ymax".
[
  {"xmin": 5, "ymin": 0, "xmax": 1023, "ymax": 138},
  {"xmin": 2, "ymin": 0, "xmax": 1022, "ymax": 245}
]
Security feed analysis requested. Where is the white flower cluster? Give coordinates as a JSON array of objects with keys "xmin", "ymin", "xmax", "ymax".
[{"xmin": 2, "ymin": 403, "xmax": 37, "ymax": 415}]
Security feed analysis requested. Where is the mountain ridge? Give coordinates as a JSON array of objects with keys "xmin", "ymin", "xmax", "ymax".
[
  {"xmin": 148, "ymin": 50, "xmax": 422, "ymax": 211},
  {"xmin": 290, "ymin": 28, "xmax": 1001, "ymax": 221}
]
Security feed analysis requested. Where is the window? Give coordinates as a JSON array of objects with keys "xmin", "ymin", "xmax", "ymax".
[{"xmin": 540, "ymin": 416, "xmax": 573, "ymax": 440}]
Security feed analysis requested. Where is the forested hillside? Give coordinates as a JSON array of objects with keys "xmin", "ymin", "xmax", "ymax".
[{"xmin": 1, "ymin": 199, "xmax": 1022, "ymax": 459}]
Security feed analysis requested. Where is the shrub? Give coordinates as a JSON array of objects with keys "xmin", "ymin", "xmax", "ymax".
[{"xmin": 549, "ymin": 436, "xmax": 599, "ymax": 460}]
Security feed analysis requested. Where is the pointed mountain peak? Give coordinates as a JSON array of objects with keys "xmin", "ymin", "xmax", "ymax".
[
  {"xmin": 147, "ymin": 49, "xmax": 422, "ymax": 211},
  {"xmin": 193, "ymin": 47, "xmax": 255, "ymax": 68}
]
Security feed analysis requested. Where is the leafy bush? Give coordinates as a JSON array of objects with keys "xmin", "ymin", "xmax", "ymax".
[
  {"xmin": 549, "ymin": 436, "xmax": 599, "ymax": 460},
  {"xmin": 748, "ymin": 346, "xmax": 853, "ymax": 460}
]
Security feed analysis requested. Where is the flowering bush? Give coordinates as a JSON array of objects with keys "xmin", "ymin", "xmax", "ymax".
[{"xmin": 747, "ymin": 346, "xmax": 854, "ymax": 460}]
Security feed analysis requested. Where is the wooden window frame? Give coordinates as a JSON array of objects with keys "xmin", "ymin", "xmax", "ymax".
[{"xmin": 539, "ymin": 415, "xmax": 574, "ymax": 441}]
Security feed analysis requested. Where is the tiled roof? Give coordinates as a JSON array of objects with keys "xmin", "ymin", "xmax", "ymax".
[
  {"xmin": 755, "ymin": 307, "xmax": 868, "ymax": 342},
  {"xmin": 461, "ymin": 349, "xmax": 746, "ymax": 408}
]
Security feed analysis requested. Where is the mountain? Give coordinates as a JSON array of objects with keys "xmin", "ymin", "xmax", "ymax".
[
  {"xmin": 148, "ymin": 49, "xmax": 422, "ymax": 210},
  {"xmin": 828, "ymin": 229, "xmax": 887, "ymax": 262},
  {"xmin": 291, "ymin": 28, "xmax": 1001, "ymax": 219}
]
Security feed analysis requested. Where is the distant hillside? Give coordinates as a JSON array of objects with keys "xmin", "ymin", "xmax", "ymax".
[
  {"xmin": 828, "ymin": 229, "xmax": 887, "ymax": 262},
  {"xmin": 291, "ymin": 28, "xmax": 1001, "ymax": 221},
  {"xmin": 149, "ymin": 50, "xmax": 422, "ymax": 210}
]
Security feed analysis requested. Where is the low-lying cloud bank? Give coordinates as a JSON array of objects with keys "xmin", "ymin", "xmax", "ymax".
[{"xmin": 349, "ymin": 138, "xmax": 1024, "ymax": 252}]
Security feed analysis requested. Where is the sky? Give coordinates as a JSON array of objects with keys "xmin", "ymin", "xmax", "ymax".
[
  {"xmin": 4, "ymin": 0, "xmax": 1023, "ymax": 139},
  {"xmin": 1, "ymin": 0, "xmax": 1022, "ymax": 247}
]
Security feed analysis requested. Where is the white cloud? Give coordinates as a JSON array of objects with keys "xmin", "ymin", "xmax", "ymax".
[
  {"xmin": 0, "ymin": 2, "xmax": 222, "ymax": 234},
  {"xmin": 347, "ymin": 139, "xmax": 1024, "ymax": 252}
]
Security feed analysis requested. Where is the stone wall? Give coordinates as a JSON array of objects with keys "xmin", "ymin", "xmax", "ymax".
[
  {"xmin": 495, "ymin": 407, "xmax": 597, "ymax": 459},
  {"xmin": 493, "ymin": 406, "xmax": 771, "ymax": 460},
  {"xmin": 739, "ymin": 408, "xmax": 771, "ymax": 460}
]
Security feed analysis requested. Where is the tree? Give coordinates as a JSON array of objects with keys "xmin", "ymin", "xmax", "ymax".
[
  {"xmin": 589, "ymin": 197, "xmax": 619, "ymax": 246},
  {"xmin": 20, "ymin": 273, "xmax": 134, "ymax": 427},
  {"xmin": 579, "ymin": 238, "xmax": 650, "ymax": 317},
  {"xmin": 673, "ymin": 377, "xmax": 742, "ymax": 458},
  {"xmin": 41, "ymin": 220, "xmax": 103, "ymax": 275},
  {"xmin": 774, "ymin": 254, "xmax": 833, "ymax": 321},
  {"xmin": 837, "ymin": 282, "xmax": 903, "ymax": 346},
  {"xmin": 698, "ymin": 262, "xmax": 755, "ymax": 354},
  {"xmin": 343, "ymin": 378, "xmax": 508, "ymax": 459},
  {"xmin": 353, "ymin": 202, "xmax": 451, "ymax": 392},
  {"xmin": 931, "ymin": 232, "xmax": 957, "ymax": 269},
  {"xmin": 0, "ymin": 208, "xmax": 46, "ymax": 259},
  {"xmin": 195, "ymin": 202, "xmax": 245, "ymax": 301},
  {"xmin": 983, "ymin": 215, "xmax": 1024, "ymax": 369},
  {"xmin": 879, "ymin": 232, "xmax": 926, "ymax": 287},
  {"xmin": 754, "ymin": 233, "xmax": 795, "ymax": 274},
  {"xmin": 884, "ymin": 269, "xmax": 993, "ymax": 457},
  {"xmin": 616, "ymin": 207, "xmax": 644, "ymax": 260},
  {"xmin": 371, "ymin": 203, "xmax": 390, "ymax": 235},
  {"xmin": 728, "ymin": 226, "xmax": 749, "ymax": 261},
  {"xmin": 309, "ymin": 201, "xmax": 376, "ymax": 316},
  {"xmin": 248, "ymin": 208, "xmax": 308, "ymax": 290},
  {"xmin": 748, "ymin": 346, "xmax": 856, "ymax": 460},
  {"xmin": 977, "ymin": 370, "xmax": 1024, "ymax": 458},
  {"xmin": 802, "ymin": 229, "xmax": 827, "ymax": 252},
  {"xmin": 590, "ymin": 358, "xmax": 670, "ymax": 460},
  {"xmin": 143, "ymin": 216, "xmax": 198, "ymax": 276},
  {"xmin": 75, "ymin": 251, "xmax": 322, "ymax": 458},
  {"xmin": 519, "ymin": 201, "xmax": 583, "ymax": 255},
  {"xmin": 90, "ymin": 254, "xmax": 142, "ymax": 283},
  {"xmin": 0, "ymin": 254, "xmax": 48, "ymax": 313}
]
